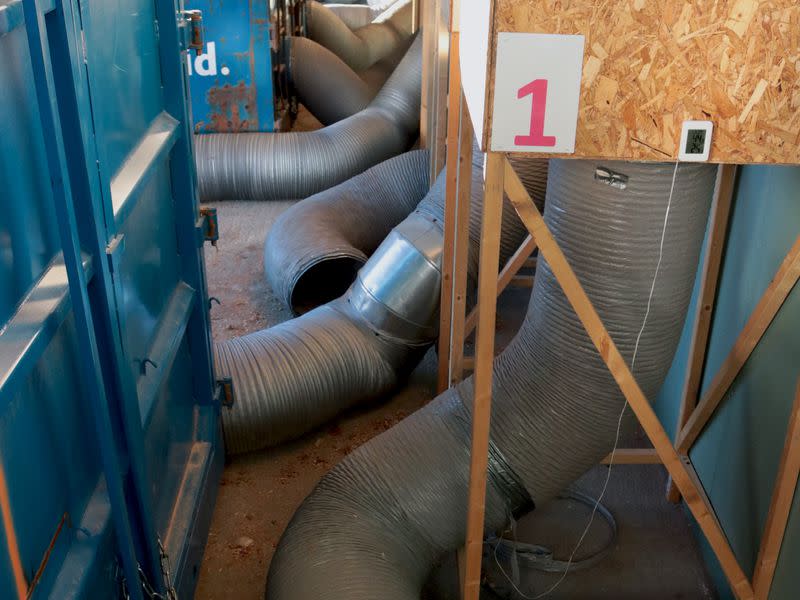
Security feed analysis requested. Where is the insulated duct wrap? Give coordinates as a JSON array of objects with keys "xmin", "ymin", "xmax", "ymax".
[
  {"xmin": 195, "ymin": 35, "xmax": 422, "ymax": 201},
  {"xmin": 307, "ymin": 0, "xmax": 413, "ymax": 71},
  {"xmin": 214, "ymin": 147, "xmax": 545, "ymax": 455},
  {"xmin": 265, "ymin": 150, "xmax": 431, "ymax": 313},
  {"xmin": 265, "ymin": 160, "xmax": 715, "ymax": 599}
]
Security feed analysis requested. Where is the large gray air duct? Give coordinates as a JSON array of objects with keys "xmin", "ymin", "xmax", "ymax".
[
  {"xmin": 195, "ymin": 34, "xmax": 421, "ymax": 201},
  {"xmin": 288, "ymin": 36, "xmax": 411, "ymax": 126},
  {"xmin": 265, "ymin": 149, "xmax": 431, "ymax": 313},
  {"xmin": 214, "ymin": 147, "xmax": 546, "ymax": 455},
  {"xmin": 265, "ymin": 160, "xmax": 716, "ymax": 599},
  {"xmin": 307, "ymin": 0, "xmax": 413, "ymax": 71}
]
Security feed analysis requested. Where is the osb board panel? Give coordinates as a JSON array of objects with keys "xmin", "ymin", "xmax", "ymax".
[{"xmin": 488, "ymin": 0, "xmax": 800, "ymax": 164}]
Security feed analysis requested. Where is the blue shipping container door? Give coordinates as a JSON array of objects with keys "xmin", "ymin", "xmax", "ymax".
[
  {"xmin": 0, "ymin": 0, "xmax": 221, "ymax": 598},
  {"xmin": 185, "ymin": 0, "xmax": 277, "ymax": 133}
]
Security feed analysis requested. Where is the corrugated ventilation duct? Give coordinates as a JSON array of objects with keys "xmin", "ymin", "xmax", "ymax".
[
  {"xmin": 264, "ymin": 160, "xmax": 715, "ymax": 599},
  {"xmin": 265, "ymin": 149, "xmax": 431, "ymax": 313},
  {"xmin": 194, "ymin": 34, "xmax": 421, "ymax": 201},
  {"xmin": 287, "ymin": 36, "xmax": 411, "ymax": 126},
  {"xmin": 213, "ymin": 146, "xmax": 548, "ymax": 454},
  {"xmin": 306, "ymin": 0, "xmax": 413, "ymax": 71}
]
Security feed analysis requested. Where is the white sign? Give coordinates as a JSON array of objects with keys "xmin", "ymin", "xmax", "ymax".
[{"xmin": 490, "ymin": 33, "xmax": 585, "ymax": 153}]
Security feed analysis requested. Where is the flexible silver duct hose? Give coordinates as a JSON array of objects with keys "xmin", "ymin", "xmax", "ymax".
[
  {"xmin": 288, "ymin": 36, "xmax": 411, "ymax": 126},
  {"xmin": 265, "ymin": 160, "xmax": 715, "ymax": 599},
  {"xmin": 307, "ymin": 0, "xmax": 413, "ymax": 71},
  {"xmin": 288, "ymin": 37, "xmax": 376, "ymax": 126},
  {"xmin": 195, "ymin": 35, "xmax": 421, "ymax": 201},
  {"xmin": 323, "ymin": 4, "xmax": 374, "ymax": 29},
  {"xmin": 265, "ymin": 150, "xmax": 430, "ymax": 313},
  {"xmin": 214, "ymin": 149, "xmax": 543, "ymax": 455}
]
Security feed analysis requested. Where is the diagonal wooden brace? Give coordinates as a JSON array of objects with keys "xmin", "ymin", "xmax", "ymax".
[{"xmin": 501, "ymin": 156, "xmax": 755, "ymax": 600}]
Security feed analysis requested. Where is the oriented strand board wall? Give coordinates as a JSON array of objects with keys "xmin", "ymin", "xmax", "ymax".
[{"xmin": 489, "ymin": 0, "xmax": 800, "ymax": 164}]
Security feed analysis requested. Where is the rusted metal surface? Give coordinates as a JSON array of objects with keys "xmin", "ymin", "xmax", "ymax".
[
  {"xmin": 186, "ymin": 1, "xmax": 304, "ymax": 133},
  {"xmin": 205, "ymin": 81, "xmax": 259, "ymax": 133}
]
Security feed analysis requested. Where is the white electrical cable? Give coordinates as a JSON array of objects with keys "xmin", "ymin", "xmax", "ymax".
[{"xmin": 493, "ymin": 161, "xmax": 681, "ymax": 599}]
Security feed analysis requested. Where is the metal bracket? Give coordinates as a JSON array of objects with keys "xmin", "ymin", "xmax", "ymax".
[
  {"xmin": 105, "ymin": 234, "xmax": 125, "ymax": 273},
  {"xmin": 197, "ymin": 206, "xmax": 219, "ymax": 247},
  {"xmin": 178, "ymin": 9, "xmax": 204, "ymax": 56},
  {"xmin": 215, "ymin": 377, "xmax": 235, "ymax": 408}
]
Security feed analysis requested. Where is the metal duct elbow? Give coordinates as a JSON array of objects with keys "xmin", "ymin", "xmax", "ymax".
[
  {"xmin": 265, "ymin": 160, "xmax": 716, "ymax": 600},
  {"xmin": 349, "ymin": 213, "xmax": 445, "ymax": 344},
  {"xmin": 265, "ymin": 150, "xmax": 430, "ymax": 314},
  {"xmin": 195, "ymin": 34, "xmax": 422, "ymax": 201},
  {"xmin": 307, "ymin": 0, "xmax": 413, "ymax": 71}
]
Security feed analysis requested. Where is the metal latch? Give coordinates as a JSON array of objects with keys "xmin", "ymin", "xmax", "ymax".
[
  {"xmin": 106, "ymin": 234, "xmax": 125, "ymax": 273},
  {"xmin": 215, "ymin": 377, "xmax": 235, "ymax": 408},
  {"xmin": 179, "ymin": 9, "xmax": 204, "ymax": 55},
  {"xmin": 197, "ymin": 206, "xmax": 219, "ymax": 246}
]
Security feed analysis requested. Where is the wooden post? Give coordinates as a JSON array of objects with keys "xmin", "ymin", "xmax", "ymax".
[
  {"xmin": 462, "ymin": 152, "xmax": 505, "ymax": 600},
  {"xmin": 503, "ymin": 158, "xmax": 754, "ymax": 600},
  {"xmin": 667, "ymin": 164, "xmax": 736, "ymax": 502},
  {"xmin": 447, "ymin": 100, "xmax": 475, "ymax": 388},
  {"xmin": 752, "ymin": 380, "xmax": 800, "ymax": 599},
  {"xmin": 436, "ymin": 18, "xmax": 463, "ymax": 392},
  {"xmin": 676, "ymin": 234, "xmax": 800, "ymax": 454},
  {"xmin": 437, "ymin": 89, "xmax": 473, "ymax": 392}
]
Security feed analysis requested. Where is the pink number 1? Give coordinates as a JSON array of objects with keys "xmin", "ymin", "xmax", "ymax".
[{"xmin": 514, "ymin": 79, "xmax": 556, "ymax": 147}]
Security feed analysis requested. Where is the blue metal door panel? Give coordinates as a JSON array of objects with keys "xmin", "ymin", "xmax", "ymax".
[
  {"xmin": 0, "ymin": 0, "xmax": 221, "ymax": 598},
  {"xmin": 185, "ymin": 0, "xmax": 277, "ymax": 133},
  {"xmin": 78, "ymin": 0, "xmax": 164, "ymax": 178},
  {"xmin": 2, "ymin": 315, "xmax": 103, "ymax": 592},
  {"xmin": 0, "ymin": 22, "xmax": 59, "ymax": 323},
  {"xmin": 114, "ymin": 165, "xmax": 184, "ymax": 386}
]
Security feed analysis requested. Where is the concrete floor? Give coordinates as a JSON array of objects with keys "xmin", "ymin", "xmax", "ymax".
[{"xmin": 194, "ymin": 109, "xmax": 718, "ymax": 600}]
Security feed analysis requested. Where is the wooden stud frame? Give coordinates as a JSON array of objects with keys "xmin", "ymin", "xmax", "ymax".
[
  {"xmin": 676, "ymin": 233, "xmax": 800, "ymax": 453},
  {"xmin": 451, "ymin": 148, "xmax": 800, "ymax": 600},
  {"xmin": 666, "ymin": 164, "xmax": 737, "ymax": 502},
  {"xmin": 752, "ymin": 380, "xmax": 800, "ymax": 599},
  {"xmin": 437, "ymin": 4, "xmax": 800, "ymax": 598}
]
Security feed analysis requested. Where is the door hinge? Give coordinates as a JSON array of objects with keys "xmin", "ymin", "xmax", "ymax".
[
  {"xmin": 178, "ymin": 9, "xmax": 204, "ymax": 55},
  {"xmin": 215, "ymin": 377, "xmax": 235, "ymax": 408},
  {"xmin": 196, "ymin": 207, "xmax": 218, "ymax": 247}
]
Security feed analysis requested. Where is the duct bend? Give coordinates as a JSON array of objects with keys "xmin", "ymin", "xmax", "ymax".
[
  {"xmin": 265, "ymin": 160, "xmax": 716, "ymax": 600},
  {"xmin": 195, "ymin": 35, "xmax": 421, "ymax": 201},
  {"xmin": 307, "ymin": 0, "xmax": 413, "ymax": 71},
  {"xmin": 288, "ymin": 36, "xmax": 411, "ymax": 126},
  {"xmin": 265, "ymin": 150, "xmax": 430, "ymax": 314},
  {"xmin": 287, "ymin": 37, "xmax": 375, "ymax": 126},
  {"xmin": 322, "ymin": 4, "xmax": 375, "ymax": 30},
  {"xmin": 214, "ymin": 148, "xmax": 544, "ymax": 455}
]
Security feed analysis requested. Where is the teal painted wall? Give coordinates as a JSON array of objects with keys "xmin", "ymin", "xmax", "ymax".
[{"xmin": 655, "ymin": 164, "xmax": 800, "ymax": 599}]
